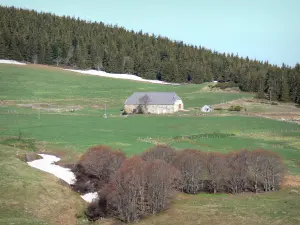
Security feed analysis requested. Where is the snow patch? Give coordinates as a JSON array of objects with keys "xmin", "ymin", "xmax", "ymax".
[
  {"xmin": 0, "ymin": 59, "xmax": 178, "ymax": 85},
  {"xmin": 0, "ymin": 60, "xmax": 26, "ymax": 65},
  {"xmin": 81, "ymin": 192, "xmax": 99, "ymax": 203},
  {"xmin": 65, "ymin": 69, "xmax": 180, "ymax": 85},
  {"xmin": 27, "ymin": 154, "xmax": 98, "ymax": 203}
]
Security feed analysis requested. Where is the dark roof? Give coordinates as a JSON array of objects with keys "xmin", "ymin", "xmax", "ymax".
[{"xmin": 125, "ymin": 92, "xmax": 182, "ymax": 105}]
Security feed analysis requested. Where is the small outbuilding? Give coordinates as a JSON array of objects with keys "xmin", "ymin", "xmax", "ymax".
[
  {"xmin": 124, "ymin": 92, "xmax": 183, "ymax": 114},
  {"xmin": 201, "ymin": 105, "xmax": 213, "ymax": 112}
]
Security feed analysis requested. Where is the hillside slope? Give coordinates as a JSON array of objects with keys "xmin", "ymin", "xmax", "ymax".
[
  {"xmin": 0, "ymin": 6, "xmax": 299, "ymax": 103},
  {"xmin": 0, "ymin": 144, "xmax": 85, "ymax": 225},
  {"xmin": 0, "ymin": 63, "xmax": 300, "ymax": 225}
]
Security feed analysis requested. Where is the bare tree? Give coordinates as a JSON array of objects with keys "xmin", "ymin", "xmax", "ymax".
[
  {"xmin": 247, "ymin": 149, "xmax": 266, "ymax": 193},
  {"xmin": 141, "ymin": 145, "xmax": 177, "ymax": 164},
  {"xmin": 259, "ymin": 150, "xmax": 285, "ymax": 191},
  {"xmin": 89, "ymin": 157, "xmax": 180, "ymax": 223},
  {"xmin": 106, "ymin": 156, "xmax": 147, "ymax": 223},
  {"xmin": 206, "ymin": 152, "xmax": 226, "ymax": 193},
  {"xmin": 144, "ymin": 160, "xmax": 181, "ymax": 214},
  {"xmin": 138, "ymin": 94, "xmax": 150, "ymax": 114},
  {"xmin": 172, "ymin": 149, "xmax": 207, "ymax": 194},
  {"xmin": 72, "ymin": 145, "xmax": 126, "ymax": 193},
  {"xmin": 223, "ymin": 150, "xmax": 249, "ymax": 193}
]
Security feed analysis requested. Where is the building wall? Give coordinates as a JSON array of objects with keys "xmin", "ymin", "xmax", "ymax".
[
  {"xmin": 124, "ymin": 104, "xmax": 181, "ymax": 114},
  {"xmin": 174, "ymin": 100, "xmax": 184, "ymax": 112}
]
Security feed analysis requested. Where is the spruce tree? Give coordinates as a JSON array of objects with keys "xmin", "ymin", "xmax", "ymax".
[
  {"xmin": 0, "ymin": 36, "xmax": 7, "ymax": 59},
  {"xmin": 280, "ymin": 78, "xmax": 290, "ymax": 102},
  {"xmin": 0, "ymin": 6, "xmax": 299, "ymax": 104}
]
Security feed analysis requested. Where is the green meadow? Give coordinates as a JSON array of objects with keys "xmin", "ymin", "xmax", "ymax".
[{"xmin": 0, "ymin": 64, "xmax": 300, "ymax": 225}]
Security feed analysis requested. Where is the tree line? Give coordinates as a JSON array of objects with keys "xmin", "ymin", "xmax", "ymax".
[
  {"xmin": 0, "ymin": 6, "xmax": 299, "ymax": 104},
  {"xmin": 72, "ymin": 145, "xmax": 285, "ymax": 223}
]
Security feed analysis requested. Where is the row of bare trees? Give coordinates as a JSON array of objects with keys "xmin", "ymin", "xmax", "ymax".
[
  {"xmin": 72, "ymin": 145, "xmax": 285, "ymax": 223},
  {"xmin": 141, "ymin": 145, "xmax": 285, "ymax": 194}
]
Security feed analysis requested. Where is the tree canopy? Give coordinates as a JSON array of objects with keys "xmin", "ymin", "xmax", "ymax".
[{"xmin": 0, "ymin": 6, "xmax": 299, "ymax": 103}]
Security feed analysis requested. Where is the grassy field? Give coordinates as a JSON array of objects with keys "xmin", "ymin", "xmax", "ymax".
[
  {"xmin": 0, "ymin": 144, "xmax": 85, "ymax": 225},
  {"xmin": 1, "ymin": 64, "xmax": 300, "ymax": 225},
  {"xmin": 0, "ymin": 64, "xmax": 251, "ymax": 107}
]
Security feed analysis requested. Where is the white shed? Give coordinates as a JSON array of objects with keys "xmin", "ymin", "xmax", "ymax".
[{"xmin": 201, "ymin": 105, "xmax": 213, "ymax": 112}]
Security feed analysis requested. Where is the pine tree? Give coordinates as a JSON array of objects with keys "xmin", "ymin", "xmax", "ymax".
[
  {"xmin": 38, "ymin": 44, "xmax": 45, "ymax": 64},
  {"xmin": 52, "ymin": 45, "xmax": 63, "ymax": 66},
  {"xmin": 257, "ymin": 80, "xmax": 265, "ymax": 99},
  {"xmin": 0, "ymin": 36, "xmax": 7, "ymax": 59},
  {"xmin": 9, "ymin": 36, "xmax": 23, "ymax": 61},
  {"xmin": 0, "ymin": 6, "xmax": 299, "ymax": 104},
  {"xmin": 44, "ymin": 44, "xmax": 53, "ymax": 65},
  {"xmin": 280, "ymin": 78, "xmax": 290, "ymax": 102}
]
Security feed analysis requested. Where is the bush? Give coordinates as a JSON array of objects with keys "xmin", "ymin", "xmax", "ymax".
[
  {"xmin": 120, "ymin": 108, "xmax": 127, "ymax": 115},
  {"xmin": 82, "ymin": 146, "xmax": 285, "ymax": 223},
  {"xmin": 86, "ymin": 157, "xmax": 180, "ymax": 223},
  {"xmin": 140, "ymin": 145, "xmax": 177, "ymax": 164},
  {"xmin": 206, "ymin": 153, "xmax": 227, "ymax": 193},
  {"xmin": 246, "ymin": 149, "xmax": 285, "ymax": 192},
  {"xmin": 72, "ymin": 145, "xmax": 126, "ymax": 194},
  {"xmin": 213, "ymin": 82, "xmax": 238, "ymax": 90},
  {"xmin": 214, "ymin": 107, "xmax": 224, "ymax": 111},
  {"xmin": 223, "ymin": 150, "xmax": 249, "ymax": 193},
  {"xmin": 172, "ymin": 149, "xmax": 207, "ymax": 194},
  {"xmin": 228, "ymin": 105, "xmax": 243, "ymax": 111}
]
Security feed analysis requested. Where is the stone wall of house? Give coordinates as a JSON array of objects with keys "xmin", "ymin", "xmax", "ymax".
[
  {"xmin": 174, "ymin": 100, "xmax": 184, "ymax": 112},
  {"xmin": 124, "ymin": 100, "xmax": 184, "ymax": 114},
  {"xmin": 124, "ymin": 104, "xmax": 177, "ymax": 114}
]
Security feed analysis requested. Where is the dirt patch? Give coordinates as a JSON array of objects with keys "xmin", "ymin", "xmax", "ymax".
[
  {"xmin": 283, "ymin": 175, "xmax": 300, "ymax": 187},
  {"xmin": 17, "ymin": 102, "xmax": 82, "ymax": 113},
  {"xmin": 213, "ymin": 98, "xmax": 300, "ymax": 124}
]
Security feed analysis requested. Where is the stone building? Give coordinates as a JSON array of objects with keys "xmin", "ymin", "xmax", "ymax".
[{"xmin": 124, "ymin": 92, "xmax": 184, "ymax": 114}]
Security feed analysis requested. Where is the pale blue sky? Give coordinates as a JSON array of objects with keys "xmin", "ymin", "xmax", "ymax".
[{"xmin": 1, "ymin": 0, "xmax": 299, "ymax": 66}]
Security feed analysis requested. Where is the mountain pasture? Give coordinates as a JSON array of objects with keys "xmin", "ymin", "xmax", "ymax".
[{"xmin": 1, "ymin": 64, "xmax": 300, "ymax": 225}]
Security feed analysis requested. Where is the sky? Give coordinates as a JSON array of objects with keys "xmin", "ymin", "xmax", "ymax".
[{"xmin": 1, "ymin": 0, "xmax": 299, "ymax": 66}]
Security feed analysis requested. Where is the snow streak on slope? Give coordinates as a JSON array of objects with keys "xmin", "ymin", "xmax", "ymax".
[
  {"xmin": 27, "ymin": 154, "xmax": 98, "ymax": 203},
  {"xmin": 65, "ymin": 69, "xmax": 180, "ymax": 85},
  {"xmin": 0, "ymin": 60, "xmax": 26, "ymax": 65},
  {"xmin": 0, "ymin": 59, "xmax": 179, "ymax": 85}
]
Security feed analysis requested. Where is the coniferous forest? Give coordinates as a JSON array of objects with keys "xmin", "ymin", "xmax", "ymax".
[{"xmin": 0, "ymin": 6, "xmax": 299, "ymax": 103}]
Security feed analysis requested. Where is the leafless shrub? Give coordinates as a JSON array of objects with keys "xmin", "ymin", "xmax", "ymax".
[
  {"xmin": 144, "ymin": 160, "xmax": 181, "ymax": 214},
  {"xmin": 249, "ymin": 149, "xmax": 285, "ymax": 192},
  {"xmin": 82, "ymin": 146, "xmax": 285, "ymax": 223},
  {"xmin": 106, "ymin": 156, "xmax": 147, "ymax": 223},
  {"xmin": 140, "ymin": 145, "xmax": 177, "ymax": 164},
  {"xmin": 72, "ymin": 145, "xmax": 126, "ymax": 193},
  {"xmin": 172, "ymin": 149, "xmax": 207, "ymax": 194},
  {"xmin": 86, "ymin": 157, "xmax": 180, "ymax": 223},
  {"xmin": 206, "ymin": 152, "xmax": 227, "ymax": 193},
  {"xmin": 223, "ymin": 150, "xmax": 249, "ymax": 193}
]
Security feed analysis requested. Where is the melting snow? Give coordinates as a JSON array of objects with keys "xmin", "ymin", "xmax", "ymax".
[
  {"xmin": 0, "ymin": 59, "xmax": 26, "ymax": 65},
  {"xmin": 81, "ymin": 192, "xmax": 99, "ymax": 202},
  {"xmin": 27, "ymin": 154, "xmax": 98, "ymax": 203},
  {"xmin": 0, "ymin": 59, "xmax": 179, "ymax": 85},
  {"xmin": 65, "ymin": 69, "xmax": 180, "ymax": 85}
]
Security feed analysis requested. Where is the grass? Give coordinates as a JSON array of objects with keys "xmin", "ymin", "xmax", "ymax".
[
  {"xmin": 0, "ymin": 64, "xmax": 252, "ymax": 108},
  {"xmin": 1, "ymin": 112, "xmax": 299, "ymax": 172},
  {"xmin": 1, "ymin": 64, "xmax": 300, "ymax": 224},
  {"xmin": 133, "ymin": 189, "xmax": 300, "ymax": 225},
  {"xmin": 0, "ymin": 144, "xmax": 85, "ymax": 225}
]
